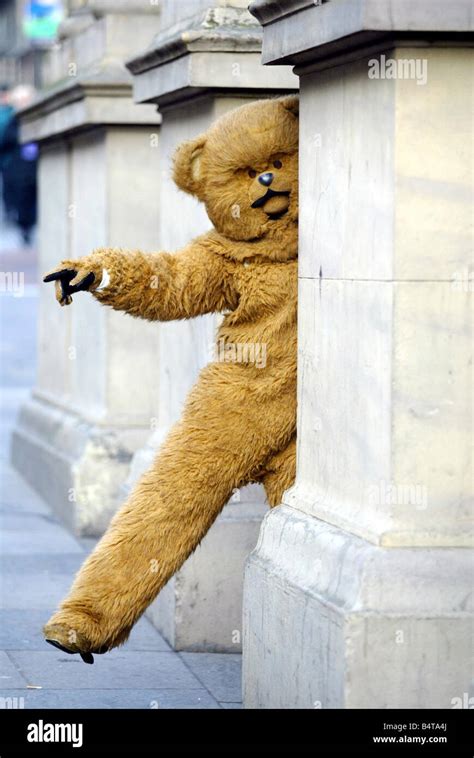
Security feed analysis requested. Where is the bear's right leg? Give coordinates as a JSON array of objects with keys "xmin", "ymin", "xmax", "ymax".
[
  {"xmin": 261, "ymin": 434, "xmax": 296, "ymax": 507},
  {"xmin": 43, "ymin": 373, "xmax": 295, "ymax": 658}
]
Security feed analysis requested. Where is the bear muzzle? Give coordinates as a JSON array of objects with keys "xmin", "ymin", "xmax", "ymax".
[{"xmin": 251, "ymin": 188, "xmax": 291, "ymax": 218}]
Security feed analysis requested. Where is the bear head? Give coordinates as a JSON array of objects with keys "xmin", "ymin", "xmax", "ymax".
[{"xmin": 173, "ymin": 96, "xmax": 299, "ymax": 242}]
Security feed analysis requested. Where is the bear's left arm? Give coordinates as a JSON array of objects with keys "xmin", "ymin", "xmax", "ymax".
[{"xmin": 45, "ymin": 235, "xmax": 238, "ymax": 321}]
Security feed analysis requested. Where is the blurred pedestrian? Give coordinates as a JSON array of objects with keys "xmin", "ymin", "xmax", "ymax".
[
  {"xmin": 0, "ymin": 85, "xmax": 38, "ymax": 244},
  {"xmin": 0, "ymin": 83, "xmax": 16, "ymax": 219}
]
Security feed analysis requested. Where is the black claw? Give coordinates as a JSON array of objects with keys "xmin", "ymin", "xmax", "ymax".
[
  {"xmin": 80, "ymin": 652, "xmax": 94, "ymax": 665},
  {"xmin": 43, "ymin": 268, "xmax": 76, "ymax": 283},
  {"xmin": 45, "ymin": 638, "xmax": 94, "ymax": 665},
  {"xmin": 69, "ymin": 271, "xmax": 95, "ymax": 294},
  {"xmin": 60, "ymin": 277, "xmax": 71, "ymax": 301},
  {"xmin": 43, "ymin": 269, "xmax": 95, "ymax": 299},
  {"xmin": 45, "ymin": 638, "xmax": 74, "ymax": 654}
]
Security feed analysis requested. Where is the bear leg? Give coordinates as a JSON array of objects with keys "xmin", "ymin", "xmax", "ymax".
[
  {"xmin": 43, "ymin": 379, "xmax": 295, "ymax": 657},
  {"xmin": 261, "ymin": 435, "xmax": 296, "ymax": 507}
]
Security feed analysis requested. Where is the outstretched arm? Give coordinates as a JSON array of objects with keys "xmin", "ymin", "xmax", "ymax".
[{"xmin": 43, "ymin": 234, "xmax": 238, "ymax": 321}]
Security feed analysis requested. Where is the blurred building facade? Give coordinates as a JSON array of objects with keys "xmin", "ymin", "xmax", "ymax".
[{"xmin": 0, "ymin": 0, "xmax": 64, "ymax": 87}]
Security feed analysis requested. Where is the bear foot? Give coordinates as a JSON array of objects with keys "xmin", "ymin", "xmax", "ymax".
[{"xmin": 43, "ymin": 614, "xmax": 110, "ymax": 665}]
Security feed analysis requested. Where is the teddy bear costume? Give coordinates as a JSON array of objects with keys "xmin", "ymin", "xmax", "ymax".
[{"xmin": 43, "ymin": 96, "xmax": 299, "ymax": 662}]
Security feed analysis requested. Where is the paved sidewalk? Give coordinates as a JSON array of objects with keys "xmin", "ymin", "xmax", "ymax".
[{"xmin": 0, "ymin": 237, "xmax": 242, "ymax": 709}]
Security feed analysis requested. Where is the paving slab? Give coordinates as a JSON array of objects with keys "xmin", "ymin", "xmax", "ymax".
[
  {"xmin": 0, "ymin": 651, "xmax": 28, "ymax": 689},
  {"xmin": 0, "ymin": 527, "xmax": 83, "ymax": 556},
  {"xmin": 123, "ymin": 617, "xmax": 171, "ymax": 652},
  {"xmin": 179, "ymin": 653, "xmax": 242, "ymax": 703},
  {"xmin": 0, "ymin": 570, "xmax": 81, "ymax": 610},
  {"xmin": 0, "ymin": 466, "xmax": 52, "ymax": 515},
  {"xmin": 0, "ymin": 688, "xmax": 220, "ymax": 709},
  {"xmin": 0, "ymin": 610, "xmax": 52, "ymax": 651},
  {"xmin": 8, "ymin": 650, "xmax": 204, "ymax": 691},
  {"xmin": 0, "ymin": 554, "xmax": 84, "ymax": 576},
  {"xmin": 0, "ymin": 511, "xmax": 67, "ymax": 532}
]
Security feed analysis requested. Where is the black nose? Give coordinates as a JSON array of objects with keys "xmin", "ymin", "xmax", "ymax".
[{"xmin": 258, "ymin": 172, "xmax": 274, "ymax": 187}]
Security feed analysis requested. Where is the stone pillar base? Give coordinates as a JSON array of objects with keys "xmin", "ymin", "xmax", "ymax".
[
  {"xmin": 243, "ymin": 505, "xmax": 472, "ymax": 709},
  {"xmin": 11, "ymin": 393, "xmax": 149, "ymax": 536}
]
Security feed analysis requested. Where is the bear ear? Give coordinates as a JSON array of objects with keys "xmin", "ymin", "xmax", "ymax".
[
  {"xmin": 173, "ymin": 134, "xmax": 207, "ymax": 197},
  {"xmin": 280, "ymin": 95, "xmax": 299, "ymax": 118}
]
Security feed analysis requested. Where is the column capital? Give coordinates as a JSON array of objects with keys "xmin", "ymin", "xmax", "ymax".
[
  {"xmin": 126, "ymin": 5, "xmax": 297, "ymax": 108},
  {"xmin": 127, "ymin": 6, "xmax": 262, "ymax": 75},
  {"xmin": 19, "ymin": 70, "xmax": 161, "ymax": 144}
]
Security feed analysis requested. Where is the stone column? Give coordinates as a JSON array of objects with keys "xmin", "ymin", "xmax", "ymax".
[
  {"xmin": 244, "ymin": 0, "xmax": 473, "ymax": 707},
  {"xmin": 124, "ymin": 0, "xmax": 298, "ymax": 651},
  {"xmin": 11, "ymin": 1, "xmax": 162, "ymax": 536}
]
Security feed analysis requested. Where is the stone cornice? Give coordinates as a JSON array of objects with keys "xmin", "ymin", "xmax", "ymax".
[
  {"xmin": 248, "ymin": 0, "xmax": 316, "ymax": 26},
  {"xmin": 18, "ymin": 60, "xmax": 161, "ymax": 143},
  {"xmin": 126, "ymin": 6, "xmax": 262, "ymax": 75},
  {"xmin": 20, "ymin": 61, "xmax": 132, "ymax": 121},
  {"xmin": 249, "ymin": 0, "xmax": 474, "ymax": 67},
  {"xmin": 69, "ymin": 0, "xmax": 160, "ymax": 17}
]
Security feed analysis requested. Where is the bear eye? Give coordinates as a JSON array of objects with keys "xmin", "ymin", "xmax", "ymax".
[
  {"xmin": 248, "ymin": 169, "xmax": 257, "ymax": 178},
  {"xmin": 273, "ymin": 159, "xmax": 283, "ymax": 169}
]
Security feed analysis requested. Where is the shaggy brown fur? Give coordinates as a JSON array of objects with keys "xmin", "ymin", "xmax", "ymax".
[{"xmin": 42, "ymin": 96, "xmax": 299, "ymax": 656}]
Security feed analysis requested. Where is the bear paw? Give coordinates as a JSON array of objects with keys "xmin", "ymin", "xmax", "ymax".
[{"xmin": 43, "ymin": 613, "xmax": 109, "ymax": 665}]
